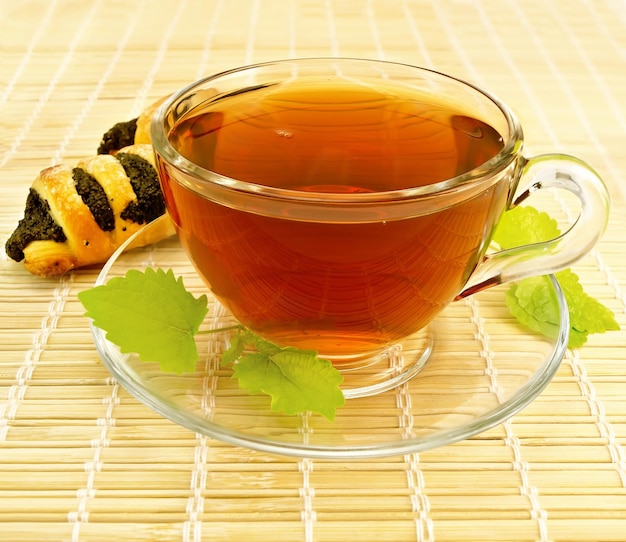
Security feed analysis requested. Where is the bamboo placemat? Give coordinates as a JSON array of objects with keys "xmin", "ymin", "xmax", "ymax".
[{"xmin": 1, "ymin": 1, "xmax": 625, "ymax": 541}]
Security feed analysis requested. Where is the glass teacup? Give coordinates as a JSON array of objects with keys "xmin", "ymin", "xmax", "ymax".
[{"xmin": 151, "ymin": 58, "xmax": 609, "ymax": 394}]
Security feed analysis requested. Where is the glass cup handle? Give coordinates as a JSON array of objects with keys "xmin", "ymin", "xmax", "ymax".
[{"xmin": 458, "ymin": 154, "xmax": 611, "ymax": 299}]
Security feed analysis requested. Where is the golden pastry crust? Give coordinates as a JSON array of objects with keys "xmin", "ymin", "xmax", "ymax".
[
  {"xmin": 6, "ymin": 144, "xmax": 173, "ymax": 277},
  {"xmin": 134, "ymin": 96, "xmax": 169, "ymax": 145},
  {"xmin": 24, "ymin": 165, "xmax": 115, "ymax": 276}
]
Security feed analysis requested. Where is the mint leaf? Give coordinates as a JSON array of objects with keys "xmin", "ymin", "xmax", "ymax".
[
  {"xmin": 553, "ymin": 269, "xmax": 620, "ymax": 337},
  {"xmin": 78, "ymin": 268, "xmax": 208, "ymax": 373},
  {"xmin": 505, "ymin": 273, "xmax": 602, "ymax": 348},
  {"xmin": 494, "ymin": 206, "xmax": 620, "ymax": 347},
  {"xmin": 80, "ymin": 268, "xmax": 346, "ymax": 419},
  {"xmin": 493, "ymin": 205, "xmax": 561, "ymax": 249},
  {"xmin": 223, "ymin": 329, "xmax": 345, "ymax": 420},
  {"xmin": 505, "ymin": 276, "xmax": 567, "ymax": 343}
]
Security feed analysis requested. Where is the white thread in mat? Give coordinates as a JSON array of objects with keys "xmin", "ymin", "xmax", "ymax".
[
  {"xmin": 287, "ymin": 0, "xmax": 297, "ymax": 59},
  {"xmin": 0, "ymin": 0, "xmax": 102, "ymax": 170},
  {"xmin": 49, "ymin": 0, "xmax": 147, "ymax": 165},
  {"xmin": 69, "ymin": 381, "xmax": 119, "ymax": 542},
  {"xmin": 194, "ymin": 0, "xmax": 225, "ymax": 80},
  {"xmin": 200, "ymin": 302, "xmax": 226, "ymax": 419},
  {"xmin": 402, "ymin": 2, "xmax": 435, "ymax": 70},
  {"xmin": 0, "ymin": 274, "xmax": 71, "ymax": 440},
  {"xmin": 545, "ymin": 1, "xmax": 626, "ymax": 132},
  {"xmin": 467, "ymin": 297, "xmax": 550, "ymax": 542},
  {"xmin": 184, "ymin": 434, "xmax": 209, "ymax": 542},
  {"xmin": 568, "ymin": 349, "xmax": 626, "ymax": 487},
  {"xmin": 501, "ymin": 0, "xmax": 624, "ymax": 188},
  {"xmin": 324, "ymin": 0, "xmax": 340, "ymax": 56},
  {"xmin": 605, "ymin": 0, "xmax": 626, "ymax": 28},
  {"xmin": 243, "ymin": 0, "xmax": 262, "ymax": 66},
  {"xmin": 128, "ymin": 0, "xmax": 188, "ymax": 118},
  {"xmin": 298, "ymin": 456, "xmax": 316, "ymax": 542},
  {"xmin": 594, "ymin": 250, "xmax": 626, "ymax": 313},
  {"xmin": 297, "ymin": 413, "xmax": 316, "ymax": 542},
  {"xmin": 183, "ymin": 291, "xmax": 227, "ymax": 541},
  {"xmin": 366, "ymin": 0, "xmax": 385, "ymax": 61},
  {"xmin": 581, "ymin": 0, "xmax": 626, "ymax": 62},
  {"xmin": 0, "ymin": 0, "xmax": 57, "ymax": 107},
  {"xmin": 405, "ymin": 453, "xmax": 434, "ymax": 542},
  {"xmin": 398, "ymin": 387, "xmax": 434, "ymax": 542}
]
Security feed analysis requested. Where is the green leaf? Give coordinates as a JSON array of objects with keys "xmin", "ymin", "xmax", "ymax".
[
  {"xmin": 505, "ymin": 277, "xmax": 564, "ymax": 342},
  {"xmin": 501, "ymin": 260, "xmax": 619, "ymax": 348},
  {"xmin": 79, "ymin": 268, "xmax": 346, "ymax": 419},
  {"xmin": 224, "ymin": 330, "xmax": 345, "ymax": 420},
  {"xmin": 493, "ymin": 205, "xmax": 561, "ymax": 249},
  {"xmin": 494, "ymin": 205, "xmax": 619, "ymax": 348},
  {"xmin": 78, "ymin": 268, "xmax": 208, "ymax": 373},
  {"xmin": 553, "ymin": 269, "xmax": 620, "ymax": 336}
]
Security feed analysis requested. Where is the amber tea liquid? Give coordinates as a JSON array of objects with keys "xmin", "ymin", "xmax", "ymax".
[{"xmin": 160, "ymin": 81, "xmax": 508, "ymax": 361}]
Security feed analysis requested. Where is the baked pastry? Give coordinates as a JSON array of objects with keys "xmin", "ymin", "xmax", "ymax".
[
  {"xmin": 97, "ymin": 96, "xmax": 166, "ymax": 154},
  {"xmin": 5, "ymin": 96, "xmax": 177, "ymax": 276},
  {"xmin": 5, "ymin": 143, "xmax": 172, "ymax": 277}
]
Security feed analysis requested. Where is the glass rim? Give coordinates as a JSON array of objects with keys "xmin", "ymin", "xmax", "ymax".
[{"xmin": 150, "ymin": 57, "xmax": 524, "ymax": 204}]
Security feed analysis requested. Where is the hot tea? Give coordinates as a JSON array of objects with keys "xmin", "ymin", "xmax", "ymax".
[
  {"xmin": 159, "ymin": 80, "xmax": 509, "ymax": 360},
  {"xmin": 168, "ymin": 81, "xmax": 504, "ymax": 191}
]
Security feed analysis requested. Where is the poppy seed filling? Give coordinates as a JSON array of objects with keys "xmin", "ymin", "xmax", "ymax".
[
  {"xmin": 117, "ymin": 153, "xmax": 165, "ymax": 224},
  {"xmin": 5, "ymin": 189, "xmax": 67, "ymax": 262}
]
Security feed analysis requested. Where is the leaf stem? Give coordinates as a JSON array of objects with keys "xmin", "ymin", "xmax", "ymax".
[{"xmin": 197, "ymin": 324, "xmax": 245, "ymax": 335}]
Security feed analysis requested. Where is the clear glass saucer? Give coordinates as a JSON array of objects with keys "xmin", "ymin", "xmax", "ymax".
[{"xmin": 88, "ymin": 217, "xmax": 569, "ymax": 459}]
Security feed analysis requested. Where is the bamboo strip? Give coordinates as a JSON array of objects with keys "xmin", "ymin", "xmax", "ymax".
[
  {"xmin": 0, "ymin": 495, "xmax": 623, "ymax": 518},
  {"xmin": 428, "ymin": 519, "xmax": 626, "ymax": 542}
]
